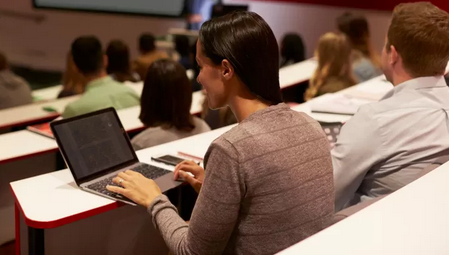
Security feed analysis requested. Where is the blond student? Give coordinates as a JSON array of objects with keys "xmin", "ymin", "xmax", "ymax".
[{"xmin": 305, "ymin": 33, "xmax": 356, "ymax": 101}]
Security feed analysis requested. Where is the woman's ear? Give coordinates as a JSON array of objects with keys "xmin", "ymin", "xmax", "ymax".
[{"xmin": 221, "ymin": 59, "xmax": 234, "ymax": 81}]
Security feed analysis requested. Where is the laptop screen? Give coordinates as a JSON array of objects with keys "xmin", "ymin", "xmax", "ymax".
[{"xmin": 52, "ymin": 109, "xmax": 136, "ymax": 182}]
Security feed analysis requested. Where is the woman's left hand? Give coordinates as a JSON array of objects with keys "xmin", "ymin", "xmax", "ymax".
[{"xmin": 106, "ymin": 170, "xmax": 162, "ymax": 208}]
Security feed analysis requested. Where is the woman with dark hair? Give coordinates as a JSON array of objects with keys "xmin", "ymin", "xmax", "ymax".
[
  {"xmin": 279, "ymin": 33, "xmax": 306, "ymax": 68},
  {"xmin": 107, "ymin": 11, "xmax": 334, "ymax": 254},
  {"xmin": 58, "ymin": 52, "xmax": 87, "ymax": 98},
  {"xmin": 173, "ymin": 35, "xmax": 192, "ymax": 69},
  {"xmin": 337, "ymin": 12, "xmax": 382, "ymax": 82},
  {"xmin": 133, "ymin": 33, "xmax": 169, "ymax": 80},
  {"xmin": 106, "ymin": 40, "xmax": 139, "ymax": 83},
  {"xmin": 131, "ymin": 59, "xmax": 210, "ymax": 150}
]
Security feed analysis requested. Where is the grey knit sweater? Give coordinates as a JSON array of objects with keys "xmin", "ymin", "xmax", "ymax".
[{"xmin": 148, "ymin": 103, "xmax": 334, "ymax": 254}]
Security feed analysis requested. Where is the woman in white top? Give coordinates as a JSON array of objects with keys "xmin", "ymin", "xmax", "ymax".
[{"xmin": 131, "ymin": 59, "xmax": 210, "ymax": 150}]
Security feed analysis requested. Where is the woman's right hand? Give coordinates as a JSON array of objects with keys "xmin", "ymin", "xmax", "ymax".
[{"xmin": 174, "ymin": 160, "xmax": 205, "ymax": 193}]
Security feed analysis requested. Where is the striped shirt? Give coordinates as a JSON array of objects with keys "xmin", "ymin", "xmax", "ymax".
[{"xmin": 148, "ymin": 103, "xmax": 334, "ymax": 254}]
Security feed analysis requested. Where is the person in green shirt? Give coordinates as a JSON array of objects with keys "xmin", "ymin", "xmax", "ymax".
[{"xmin": 61, "ymin": 36, "xmax": 140, "ymax": 118}]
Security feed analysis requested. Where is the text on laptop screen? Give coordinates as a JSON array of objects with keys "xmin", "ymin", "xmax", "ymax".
[{"xmin": 53, "ymin": 111, "xmax": 135, "ymax": 181}]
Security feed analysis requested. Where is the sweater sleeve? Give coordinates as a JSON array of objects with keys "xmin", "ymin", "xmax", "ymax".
[{"xmin": 147, "ymin": 137, "xmax": 243, "ymax": 254}]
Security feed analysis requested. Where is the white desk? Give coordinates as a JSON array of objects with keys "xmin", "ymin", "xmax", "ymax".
[
  {"xmin": 168, "ymin": 28, "xmax": 199, "ymax": 38},
  {"xmin": 306, "ymin": 75, "xmax": 393, "ymax": 115},
  {"xmin": 0, "ymin": 95, "xmax": 80, "ymax": 130},
  {"xmin": 279, "ymin": 59, "xmax": 318, "ymax": 89},
  {"xmin": 278, "ymin": 162, "xmax": 449, "ymax": 255},
  {"xmin": 31, "ymin": 85, "xmax": 63, "ymax": 102},
  {"xmin": 0, "ymin": 131, "xmax": 57, "ymax": 165},
  {"xmin": 5, "ymin": 81, "xmax": 144, "ymax": 131},
  {"xmin": 155, "ymin": 40, "xmax": 175, "ymax": 50},
  {"xmin": 10, "ymin": 125, "xmax": 232, "ymax": 254},
  {"xmin": 0, "ymin": 91, "xmax": 204, "ymax": 165}
]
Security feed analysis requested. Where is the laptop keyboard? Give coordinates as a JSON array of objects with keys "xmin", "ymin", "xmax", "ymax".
[
  {"xmin": 133, "ymin": 163, "xmax": 172, "ymax": 180},
  {"xmin": 86, "ymin": 163, "xmax": 172, "ymax": 202}
]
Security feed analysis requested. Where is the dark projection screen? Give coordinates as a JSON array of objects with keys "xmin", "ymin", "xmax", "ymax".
[{"xmin": 33, "ymin": 0, "xmax": 186, "ymax": 17}]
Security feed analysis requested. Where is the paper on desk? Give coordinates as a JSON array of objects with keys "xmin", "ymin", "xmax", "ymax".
[
  {"xmin": 349, "ymin": 77, "xmax": 394, "ymax": 100},
  {"xmin": 309, "ymin": 93, "xmax": 375, "ymax": 115}
]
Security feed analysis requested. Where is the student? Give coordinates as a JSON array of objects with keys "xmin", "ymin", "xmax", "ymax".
[
  {"xmin": 106, "ymin": 40, "xmax": 140, "ymax": 83},
  {"xmin": 61, "ymin": 36, "xmax": 140, "ymax": 118},
  {"xmin": 337, "ymin": 12, "xmax": 382, "ymax": 82},
  {"xmin": 184, "ymin": 0, "xmax": 217, "ymax": 30},
  {"xmin": 58, "ymin": 52, "xmax": 87, "ymax": 98},
  {"xmin": 173, "ymin": 35, "xmax": 192, "ymax": 70},
  {"xmin": 133, "ymin": 33, "xmax": 168, "ymax": 80},
  {"xmin": 0, "ymin": 51, "xmax": 33, "ymax": 110},
  {"xmin": 279, "ymin": 33, "xmax": 306, "ymax": 68},
  {"xmin": 332, "ymin": 2, "xmax": 449, "ymax": 212},
  {"xmin": 131, "ymin": 59, "xmax": 210, "ymax": 150},
  {"xmin": 304, "ymin": 33, "xmax": 356, "ymax": 101},
  {"xmin": 107, "ymin": 11, "xmax": 334, "ymax": 255}
]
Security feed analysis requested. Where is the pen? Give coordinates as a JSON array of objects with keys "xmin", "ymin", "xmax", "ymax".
[{"xmin": 177, "ymin": 151, "xmax": 203, "ymax": 162}]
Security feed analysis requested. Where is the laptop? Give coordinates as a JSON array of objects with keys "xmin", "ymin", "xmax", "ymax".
[{"xmin": 50, "ymin": 107, "xmax": 181, "ymax": 206}]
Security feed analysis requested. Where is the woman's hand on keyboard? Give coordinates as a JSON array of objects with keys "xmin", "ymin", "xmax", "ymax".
[
  {"xmin": 106, "ymin": 170, "xmax": 162, "ymax": 208},
  {"xmin": 174, "ymin": 160, "xmax": 205, "ymax": 193}
]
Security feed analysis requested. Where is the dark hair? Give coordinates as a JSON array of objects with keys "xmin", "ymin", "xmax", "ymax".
[
  {"xmin": 106, "ymin": 40, "xmax": 135, "ymax": 82},
  {"xmin": 387, "ymin": 2, "xmax": 449, "ymax": 77},
  {"xmin": 0, "ymin": 51, "xmax": 7, "ymax": 71},
  {"xmin": 174, "ymin": 35, "xmax": 190, "ymax": 57},
  {"xmin": 190, "ymin": 41, "xmax": 202, "ymax": 91},
  {"xmin": 336, "ymin": 12, "xmax": 380, "ymax": 67},
  {"xmin": 337, "ymin": 13, "xmax": 370, "ymax": 44},
  {"xmin": 280, "ymin": 33, "xmax": 306, "ymax": 66},
  {"xmin": 139, "ymin": 59, "xmax": 194, "ymax": 131},
  {"xmin": 199, "ymin": 11, "xmax": 282, "ymax": 105},
  {"xmin": 139, "ymin": 33, "xmax": 156, "ymax": 53},
  {"xmin": 71, "ymin": 36, "xmax": 104, "ymax": 75}
]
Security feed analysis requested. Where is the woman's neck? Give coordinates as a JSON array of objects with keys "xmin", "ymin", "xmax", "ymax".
[{"xmin": 229, "ymin": 95, "xmax": 270, "ymax": 123}]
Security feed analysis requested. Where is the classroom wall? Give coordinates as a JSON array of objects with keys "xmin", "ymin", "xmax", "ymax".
[
  {"xmin": 225, "ymin": 0, "xmax": 392, "ymax": 60},
  {"xmin": 0, "ymin": 0, "xmax": 392, "ymax": 72},
  {"xmin": 250, "ymin": 0, "xmax": 448, "ymax": 12}
]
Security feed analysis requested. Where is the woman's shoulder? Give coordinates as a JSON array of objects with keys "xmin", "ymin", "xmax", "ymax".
[
  {"xmin": 192, "ymin": 116, "xmax": 212, "ymax": 133},
  {"xmin": 352, "ymin": 58, "xmax": 381, "ymax": 82},
  {"xmin": 131, "ymin": 126, "xmax": 178, "ymax": 150}
]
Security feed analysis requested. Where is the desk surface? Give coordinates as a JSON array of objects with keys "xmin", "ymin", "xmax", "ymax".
[
  {"xmin": 0, "ymin": 90, "xmax": 204, "ymax": 164},
  {"xmin": 31, "ymin": 85, "xmax": 63, "ymax": 103},
  {"xmin": 278, "ymin": 162, "xmax": 449, "ymax": 255},
  {"xmin": 0, "ymin": 95, "xmax": 80, "ymax": 130},
  {"xmin": 10, "ymin": 125, "xmax": 233, "ymax": 229},
  {"xmin": 0, "ymin": 130, "xmax": 57, "ymax": 164},
  {"xmin": 279, "ymin": 59, "xmax": 317, "ymax": 89},
  {"xmin": 2, "ymin": 82, "xmax": 146, "ymax": 130},
  {"xmin": 1, "ymin": 74, "xmax": 389, "ymax": 164}
]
